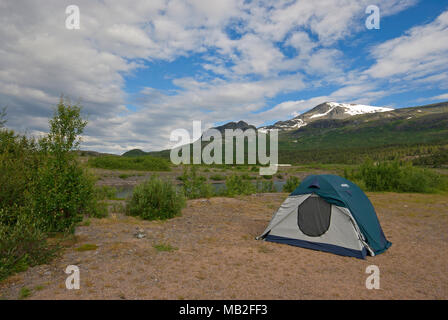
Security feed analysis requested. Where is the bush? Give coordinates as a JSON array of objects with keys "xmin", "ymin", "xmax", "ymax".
[
  {"xmin": 0, "ymin": 99, "xmax": 99, "ymax": 280},
  {"xmin": 0, "ymin": 207, "xmax": 58, "ymax": 281},
  {"xmin": 344, "ymin": 160, "xmax": 448, "ymax": 193},
  {"xmin": 88, "ymin": 155, "xmax": 170, "ymax": 171},
  {"xmin": 256, "ymin": 180, "xmax": 276, "ymax": 193},
  {"xmin": 180, "ymin": 166, "xmax": 213, "ymax": 199},
  {"xmin": 225, "ymin": 175, "xmax": 256, "ymax": 196},
  {"xmin": 126, "ymin": 176, "xmax": 185, "ymax": 220},
  {"xmin": 283, "ymin": 176, "xmax": 301, "ymax": 193}
]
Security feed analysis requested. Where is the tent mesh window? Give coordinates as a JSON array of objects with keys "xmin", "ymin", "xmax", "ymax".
[{"xmin": 297, "ymin": 196, "xmax": 332, "ymax": 237}]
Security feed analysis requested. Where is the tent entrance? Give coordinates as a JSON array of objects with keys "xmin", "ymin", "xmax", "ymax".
[{"xmin": 297, "ymin": 195, "xmax": 331, "ymax": 237}]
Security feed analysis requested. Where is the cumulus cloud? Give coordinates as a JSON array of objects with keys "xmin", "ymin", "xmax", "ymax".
[{"xmin": 1, "ymin": 0, "xmax": 439, "ymax": 154}]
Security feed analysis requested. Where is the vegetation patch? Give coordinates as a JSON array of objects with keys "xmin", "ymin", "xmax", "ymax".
[
  {"xmin": 0, "ymin": 99, "xmax": 102, "ymax": 281},
  {"xmin": 75, "ymin": 244, "xmax": 98, "ymax": 252},
  {"xmin": 18, "ymin": 287, "xmax": 32, "ymax": 299},
  {"xmin": 344, "ymin": 160, "xmax": 448, "ymax": 193},
  {"xmin": 88, "ymin": 155, "xmax": 170, "ymax": 171},
  {"xmin": 126, "ymin": 176, "xmax": 185, "ymax": 220},
  {"xmin": 209, "ymin": 174, "xmax": 225, "ymax": 181},
  {"xmin": 180, "ymin": 166, "xmax": 213, "ymax": 199},
  {"xmin": 256, "ymin": 181, "xmax": 276, "ymax": 193},
  {"xmin": 283, "ymin": 176, "xmax": 301, "ymax": 193},
  {"xmin": 153, "ymin": 243, "xmax": 178, "ymax": 252},
  {"xmin": 225, "ymin": 175, "xmax": 256, "ymax": 196}
]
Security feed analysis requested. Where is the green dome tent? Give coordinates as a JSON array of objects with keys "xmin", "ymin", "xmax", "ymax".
[{"xmin": 258, "ymin": 174, "xmax": 391, "ymax": 259}]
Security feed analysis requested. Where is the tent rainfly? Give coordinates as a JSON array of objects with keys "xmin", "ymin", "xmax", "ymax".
[{"xmin": 257, "ymin": 174, "xmax": 391, "ymax": 259}]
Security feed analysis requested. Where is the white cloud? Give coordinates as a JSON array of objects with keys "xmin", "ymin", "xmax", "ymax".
[
  {"xmin": 0, "ymin": 0, "xmax": 426, "ymax": 153},
  {"xmin": 430, "ymin": 93, "xmax": 448, "ymax": 101},
  {"xmin": 367, "ymin": 10, "xmax": 448, "ymax": 80}
]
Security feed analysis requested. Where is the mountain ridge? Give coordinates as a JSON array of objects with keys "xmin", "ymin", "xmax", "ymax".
[{"xmin": 258, "ymin": 101, "xmax": 393, "ymax": 132}]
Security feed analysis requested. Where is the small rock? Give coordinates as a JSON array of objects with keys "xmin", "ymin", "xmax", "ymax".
[{"xmin": 134, "ymin": 227, "xmax": 146, "ymax": 239}]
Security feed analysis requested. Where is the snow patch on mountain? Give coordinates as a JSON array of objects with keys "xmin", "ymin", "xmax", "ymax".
[
  {"xmin": 258, "ymin": 102, "xmax": 393, "ymax": 132},
  {"xmin": 328, "ymin": 102, "xmax": 393, "ymax": 115}
]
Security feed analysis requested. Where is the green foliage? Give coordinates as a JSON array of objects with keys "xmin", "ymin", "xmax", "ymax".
[
  {"xmin": 18, "ymin": 287, "xmax": 32, "ymax": 299},
  {"xmin": 225, "ymin": 175, "xmax": 256, "ymax": 196},
  {"xmin": 412, "ymin": 148, "xmax": 448, "ymax": 167},
  {"xmin": 0, "ymin": 107, "xmax": 6, "ymax": 128},
  {"xmin": 88, "ymin": 155, "xmax": 170, "ymax": 171},
  {"xmin": 32, "ymin": 100, "xmax": 97, "ymax": 232},
  {"xmin": 209, "ymin": 174, "xmax": 225, "ymax": 181},
  {"xmin": 256, "ymin": 180, "xmax": 276, "ymax": 193},
  {"xmin": 122, "ymin": 149, "xmax": 148, "ymax": 157},
  {"xmin": 344, "ymin": 160, "xmax": 448, "ymax": 193},
  {"xmin": 0, "ymin": 98, "xmax": 99, "ymax": 281},
  {"xmin": 126, "ymin": 176, "xmax": 185, "ymax": 220},
  {"xmin": 94, "ymin": 185, "xmax": 117, "ymax": 200},
  {"xmin": 0, "ymin": 207, "xmax": 58, "ymax": 281},
  {"xmin": 240, "ymin": 173, "xmax": 256, "ymax": 180},
  {"xmin": 283, "ymin": 176, "xmax": 301, "ymax": 193},
  {"xmin": 180, "ymin": 166, "xmax": 213, "ymax": 199}
]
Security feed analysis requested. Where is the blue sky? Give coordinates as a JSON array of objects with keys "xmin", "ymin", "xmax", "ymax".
[{"xmin": 1, "ymin": 0, "xmax": 448, "ymax": 153}]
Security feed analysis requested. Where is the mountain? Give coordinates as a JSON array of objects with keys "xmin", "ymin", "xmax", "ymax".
[
  {"xmin": 276, "ymin": 101, "xmax": 448, "ymax": 164},
  {"xmin": 259, "ymin": 102, "xmax": 393, "ymax": 132},
  {"xmin": 211, "ymin": 120, "xmax": 256, "ymax": 134},
  {"xmin": 122, "ymin": 149, "xmax": 149, "ymax": 157},
  {"xmin": 142, "ymin": 101, "xmax": 448, "ymax": 165}
]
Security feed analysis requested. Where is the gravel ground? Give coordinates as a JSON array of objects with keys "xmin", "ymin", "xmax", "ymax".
[{"xmin": 1, "ymin": 192, "xmax": 447, "ymax": 300}]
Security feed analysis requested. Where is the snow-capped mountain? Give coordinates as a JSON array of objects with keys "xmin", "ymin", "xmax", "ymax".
[{"xmin": 258, "ymin": 102, "xmax": 393, "ymax": 132}]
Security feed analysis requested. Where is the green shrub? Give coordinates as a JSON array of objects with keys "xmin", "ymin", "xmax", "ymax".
[
  {"xmin": 0, "ymin": 207, "xmax": 58, "ymax": 281},
  {"xmin": 256, "ymin": 180, "xmax": 276, "ymax": 193},
  {"xmin": 180, "ymin": 166, "xmax": 213, "ymax": 199},
  {"xmin": 225, "ymin": 175, "xmax": 256, "ymax": 196},
  {"xmin": 240, "ymin": 173, "xmax": 256, "ymax": 180},
  {"xmin": 283, "ymin": 176, "xmax": 301, "ymax": 193},
  {"xmin": 126, "ymin": 176, "xmax": 185, "ymax": 220},
  {"xmin": 88, "ymin": 155, "xmax": 170, "ymax": 171},
  {"xmin": 344, "ymin": 160, "xmax": 448, "ymax": 193},
  {"xmin": 0, "ymin": 99, "xmax": 99, "ymax": 280},
  {"xmin": 94, "ymin": 185, "xmax": 117, "ymax": 200}
]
